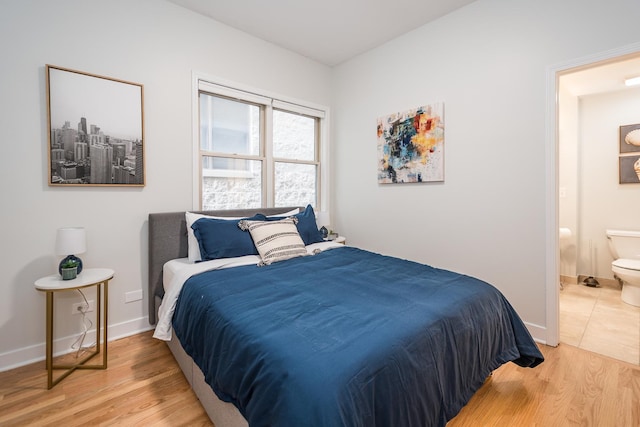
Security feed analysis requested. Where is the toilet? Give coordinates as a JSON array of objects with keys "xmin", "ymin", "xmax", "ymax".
[{"xmin": 606, "ymin": 229, "xmax": 640, "ymax": 307}]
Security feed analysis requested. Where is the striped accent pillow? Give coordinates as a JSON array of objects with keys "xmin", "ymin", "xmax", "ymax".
[{"xmin": 238, "ymin": 217, "xmax": 308, "ymax": 266}]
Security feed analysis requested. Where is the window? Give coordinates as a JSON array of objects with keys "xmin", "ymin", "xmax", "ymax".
[
  {"xmin": 273, "ymin": 109, "xmax": 318, "ymax": 208},
  {"xmin": 195, "ymin": 77, "xmax": 327, "ymax": 211}
]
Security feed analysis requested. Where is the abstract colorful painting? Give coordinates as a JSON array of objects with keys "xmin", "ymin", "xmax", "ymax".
[{"xmin": 377, "ymin": 103, "xmax": 444, "ymax": 184}]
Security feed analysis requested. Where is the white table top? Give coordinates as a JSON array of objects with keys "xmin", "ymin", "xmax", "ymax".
[{"xmin": 35, "ymin": 268, "xmax": 114, "ymax": 291}]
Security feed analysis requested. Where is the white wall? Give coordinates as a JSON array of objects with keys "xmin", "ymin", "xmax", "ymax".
[
  {"xmin": 331, "ymin": 0, "xmax": 640, "ymax": 340},
  {"xmin": 0, "ymin": 0, "xmax": 331, "ymax": 370},
  {"xmin": 558, "ymin": 85, "xmax": 579, "ymax": 278},
  {"xmin": 3, "ymin": 0, "xmax": 640, "ymax": 370},
  {"xmin": 577, "ymin": 88, "xmax": 640, "ymax": 279}
]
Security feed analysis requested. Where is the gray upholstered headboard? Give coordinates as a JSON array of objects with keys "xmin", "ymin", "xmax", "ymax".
[{"xmin": 148, "ymin": 207, "xmax": 301, "ymax": 324}]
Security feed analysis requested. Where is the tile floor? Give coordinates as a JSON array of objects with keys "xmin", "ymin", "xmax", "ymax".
[{"xmin": 560, "ymin": 282, "xmax": 640, "ymax": 365}]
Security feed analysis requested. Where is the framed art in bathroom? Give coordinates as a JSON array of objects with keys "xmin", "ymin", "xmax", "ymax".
[
  {"xmin": 46, "ymin": 64, "xmax": 145, "ymax": 186},
  {"xmin": 619, "ymin": 123, "xmax": 640, "ymax": 154},
  {"xmin": 377, "ymin": 103, "xmax": 444, "ymax": 184},
  {"xmin": 619, "ymin": 155, "xmax": 640, "ymax": 184}
]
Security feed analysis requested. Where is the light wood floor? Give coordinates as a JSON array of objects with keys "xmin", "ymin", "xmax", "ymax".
[{"xmin": 1, "ymin": 331, "xmax": 639, "ymax": 426}]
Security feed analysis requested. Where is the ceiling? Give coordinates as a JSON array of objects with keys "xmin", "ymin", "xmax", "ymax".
[
  {"xmin": 560, "ymin": 55, "xmax": 640, "ymax": 96},
  {"xmin": 167, "ymin": 0, "xmax": 478, "ymax": 66},
  {"xmin": 166, "ymin": 0, "xmax": 640, "ymax": 88}
]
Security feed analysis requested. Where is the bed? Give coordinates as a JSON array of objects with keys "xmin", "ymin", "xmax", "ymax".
[{"xmin": 148, "ymin": 207, "xmax": 543, "ymax": 427}]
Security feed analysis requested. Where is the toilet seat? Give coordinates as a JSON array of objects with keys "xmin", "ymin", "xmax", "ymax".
[{"xmin": 612, "ymin": 258, "xmax": 640, "ymax": 271}]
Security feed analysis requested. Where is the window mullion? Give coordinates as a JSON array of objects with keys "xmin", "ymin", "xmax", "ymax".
[
  {"xmin": 264, "ymin": 103, "xmax": 274, "ymax": 208},
  {"xmin": 315, "ymin": 117, "xmax": 322, "ymax": 211},
  {"xmin": 273, "ymin": 158, "xmax": 319, "ymax": 166},
  {"xmin": 200, "ymin": 151, "xmax": 261, "ymax": 160}
]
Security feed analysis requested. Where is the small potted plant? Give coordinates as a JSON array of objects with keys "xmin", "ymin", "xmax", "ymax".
[{"xmin": 60, "ymin": 259, "xmax": 79, "ymax": 280}]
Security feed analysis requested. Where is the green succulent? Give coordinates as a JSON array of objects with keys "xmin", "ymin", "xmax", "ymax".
[{"xmin": 61, "ymin": 259, "xmax": 79, "ymax": 269}]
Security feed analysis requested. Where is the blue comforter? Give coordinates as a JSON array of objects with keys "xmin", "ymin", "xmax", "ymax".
[{"xmin": 173, "ymin": 247, "xmax": 543, "ymax": 427}]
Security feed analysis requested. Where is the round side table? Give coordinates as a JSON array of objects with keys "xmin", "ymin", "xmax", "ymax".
[{"xmin": 35, "ymin": 268, "xmax": 114, "ymax": 389}]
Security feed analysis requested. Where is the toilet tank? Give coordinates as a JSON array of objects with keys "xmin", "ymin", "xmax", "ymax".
[{"xmin": 606, "ymin": 229, "xmax": 640, "ymax": 259}]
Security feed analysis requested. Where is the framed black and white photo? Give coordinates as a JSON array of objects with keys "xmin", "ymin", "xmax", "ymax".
[{"xmin": 46, "ymin": 65, "xmax": 145, "ymax": 186}]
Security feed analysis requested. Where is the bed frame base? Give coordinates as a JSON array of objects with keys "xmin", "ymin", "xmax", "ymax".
[
  {"xmin": 150, "ymin": 207, "xmax": 302, "ymax": 425},
  {"xmin": 167, "ymin": 335, "xmax": 248, "ymax": 427}
]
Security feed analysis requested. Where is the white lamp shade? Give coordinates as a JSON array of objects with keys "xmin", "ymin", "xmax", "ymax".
[
  {"xmin": 316, "ymin": 211, "xmax": 331, "ymax": 228},
  {"xmin": 55, "ymin": 227, "xmax": 87, "ymax": 255}
]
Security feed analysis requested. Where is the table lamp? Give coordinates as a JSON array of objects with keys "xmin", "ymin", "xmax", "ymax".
[{"xmin": 55, "ymin": 227, "xmax": 86, "ymax": 275}]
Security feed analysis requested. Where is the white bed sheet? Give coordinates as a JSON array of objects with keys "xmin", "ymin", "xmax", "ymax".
[
  {"xmin": 163, "ymin": 257, "xmax": 191, "ymax": 293},
  {"xmin": 154, "ymin": 241, "xmax": 344, "ymax": 341}
]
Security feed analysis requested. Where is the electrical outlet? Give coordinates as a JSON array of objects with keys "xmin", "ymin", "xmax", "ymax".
[
  {"xmin": 72, "ymin": 300, "xmax": 95, "ymax": 314},
  {"xmin": 125, "ymin": 289, "xmax": 143, "ymax": 303}
]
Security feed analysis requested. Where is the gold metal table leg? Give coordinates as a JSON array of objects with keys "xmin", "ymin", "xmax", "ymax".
[
  {"xmin": 46, "ymin": 291, "xmax": 53, "ymax": 390},
  {"xmin": 46, "ymin": 279, "xmax": 110, "ymax": 389},
  {"xmin": 103, "ymin": 281, "xmax": 108, "ymax": 367}
]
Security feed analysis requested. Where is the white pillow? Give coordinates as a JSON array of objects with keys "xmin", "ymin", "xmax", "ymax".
[
  {"xmin": 267, "ymin": 208, "xmax": 299, "ymax": 217},
  {"xmin": 238, "ymin": 218, "xmax": 307, "ymax": 266},
  {"xmin": 185, "ymin": 212, "xmax": 243, "ymax": 263}
]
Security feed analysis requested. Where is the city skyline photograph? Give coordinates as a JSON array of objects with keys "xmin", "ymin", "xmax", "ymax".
[{"xmin": 46, "ymin": 65, "xmax": 145, "ymax": 186}]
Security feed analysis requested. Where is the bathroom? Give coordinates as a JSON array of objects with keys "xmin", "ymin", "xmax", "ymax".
[{"xmin": 558, "ymin": 56, "xmax": 640, "ymax": 365}]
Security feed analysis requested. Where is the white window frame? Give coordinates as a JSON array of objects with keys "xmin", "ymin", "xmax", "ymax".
[
  {"xmin": 199, "ymin": 92, "xmax": 263, "ymax": 180},
  {"xmin": 191, "ymin": 71, "xmax": 330, "ymax": 212}
]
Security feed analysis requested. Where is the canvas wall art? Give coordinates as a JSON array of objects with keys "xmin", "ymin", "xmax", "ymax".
[
  {"xmin": 620, "ymin": 123, "xmax": 640, "ymax": 154},
  {"xmin": 377, "ymin": 103, "xmax": 444, "ymax": 184},
  {"xmin": 619, "ymin": 155, "xmax": 640, "ymax": 184},
  {"xmin": 619, "ymin": 123, "xmax": 640, "ymax": 184},
  {"xmin": 46, "ymin": 65, "xmax": 145, "ymax": 186}
]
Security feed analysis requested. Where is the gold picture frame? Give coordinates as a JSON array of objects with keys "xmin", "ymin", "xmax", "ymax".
[{"xmin": 46, "ymin": 65, "xmax": 145, "ymax": 186}]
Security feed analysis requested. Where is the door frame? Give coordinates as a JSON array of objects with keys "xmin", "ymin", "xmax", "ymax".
[{"xmin": 545, "ymin": 42, "xmax": 640, "ymax": 346}]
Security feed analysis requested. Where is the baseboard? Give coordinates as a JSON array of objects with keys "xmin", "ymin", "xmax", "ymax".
[
  {"xmin": 0, "ymin": 316, "xmax": 153, "ymax": 372},
  {"xmin": 560, "ymin": 275, "xmax": 578, "ymax": 285},
  {"xmin": 562, "ymin": 275, "xmax": 620, "ymax": 289},
  {"xmin": 2, "ymin": 317, "xmax": 546, "ymax": 372},
  {"xmin": 524, "ymin": 321, "xmax": 546, "ymax": 345}
]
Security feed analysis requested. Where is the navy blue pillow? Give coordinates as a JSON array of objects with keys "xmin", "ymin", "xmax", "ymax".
[
  {"xmin": 268, "ymin": 205, "xmax": 324, "ymax": 245},
  {"xmin": 191, "ymin": 214, "xmax": 266, "ymax": 261}
]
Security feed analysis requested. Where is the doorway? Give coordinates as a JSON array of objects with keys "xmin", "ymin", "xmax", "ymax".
[{"xmin": 553, "ymin": 49, "xmax": 640, "ymax": 365}]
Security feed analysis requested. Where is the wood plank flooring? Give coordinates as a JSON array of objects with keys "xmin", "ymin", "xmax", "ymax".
[
  {"xmin": 0, "ymin": 332, "xmax": 212, "ymax": 426},
  {"xmin": 1, "ymin": 331, "xmax": 639, "ymax": 426}
]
